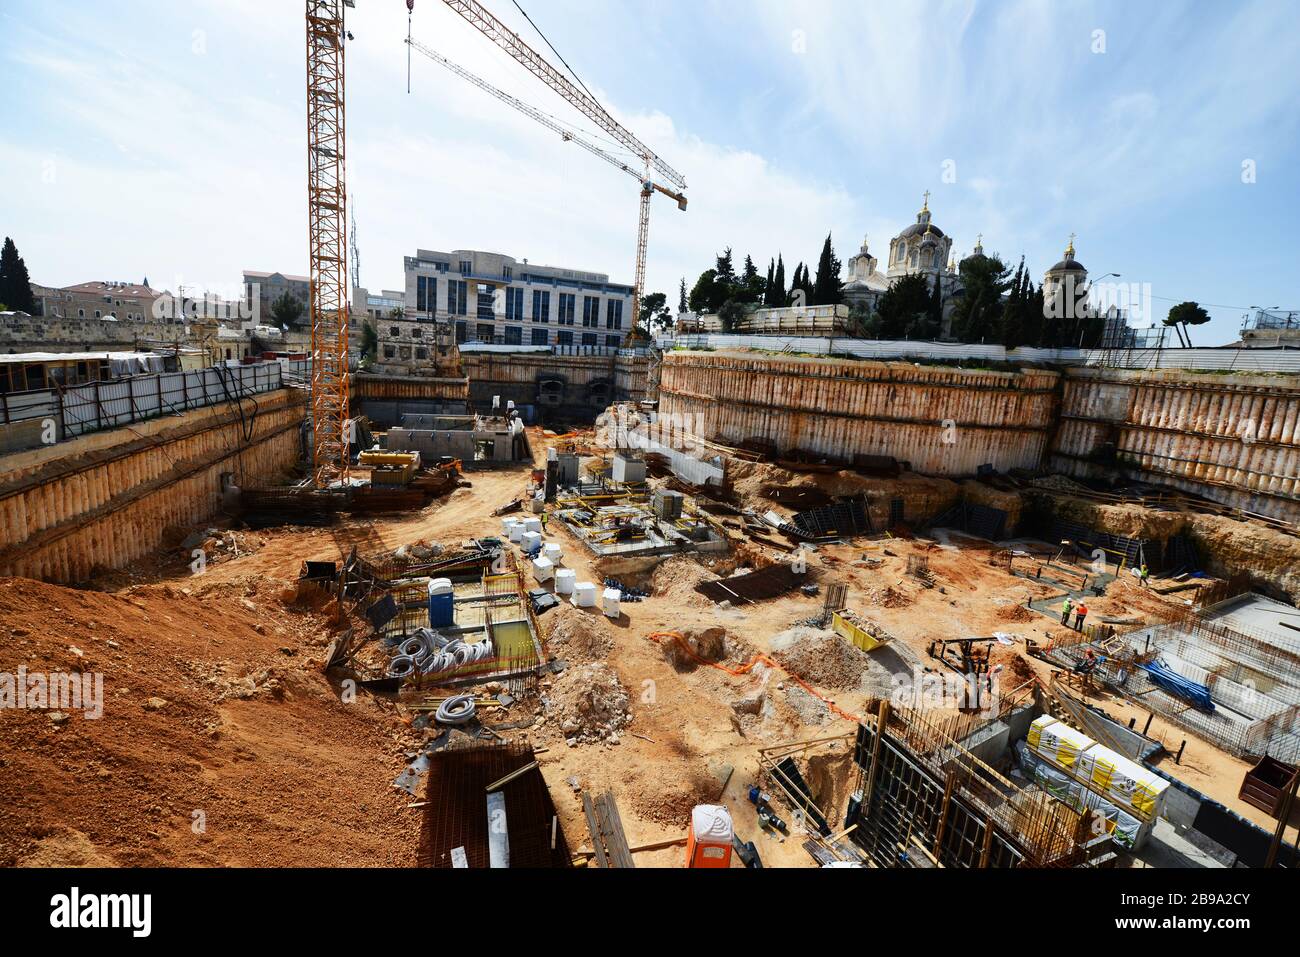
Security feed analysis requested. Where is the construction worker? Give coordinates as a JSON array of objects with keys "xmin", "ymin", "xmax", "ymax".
[
  {"xmin": 1060, "ymin": 597, "xmax": 1074, "ymax": 626},
  {"xmin": 1074, "ymin": 601, "xmax": 1088, "ymax": 632},
  {"xmin": 1139, "ymin": 563, "xmax": 1150, "ymax": 588},
  {"xmin": 540, "ymin": 511, "xmax": 549, "ymax": 531}
]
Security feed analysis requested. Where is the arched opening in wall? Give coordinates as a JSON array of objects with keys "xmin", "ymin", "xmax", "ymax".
[
  {"xmin": 588, "ymin": 380, "xmax": 612, "ymax": 412},
  {"xmin": 537, "ymin": 378, "xmax": 565, "ymax": 407},
  {"xmin": 225, "ymin": 348, "xmax": 231, "ymax": 360}
]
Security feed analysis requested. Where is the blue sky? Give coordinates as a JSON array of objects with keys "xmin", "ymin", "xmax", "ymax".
[{"xmin": 2, "ymin": 0, "xmax": 1297, "ymax": 345}]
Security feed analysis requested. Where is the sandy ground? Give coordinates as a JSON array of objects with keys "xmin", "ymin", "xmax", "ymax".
[{"xmin": 1, "ymin": 425, "xmax": 1290, "ymax": 867}]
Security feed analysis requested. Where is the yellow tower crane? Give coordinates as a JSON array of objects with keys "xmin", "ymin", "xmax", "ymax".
[{"xmin": 435, "ymin": 0, "xmax": 688, "ymax": 344}]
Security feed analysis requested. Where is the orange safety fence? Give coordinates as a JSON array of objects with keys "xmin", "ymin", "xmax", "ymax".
[{"xmin": 647, "ymin": 631, "xmax": 861, "ymax": 724}]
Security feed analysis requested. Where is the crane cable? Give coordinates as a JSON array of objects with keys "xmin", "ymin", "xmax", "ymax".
[{"xmin": 509, "ymin": 0, "xmax": 600, "ymax": 107}]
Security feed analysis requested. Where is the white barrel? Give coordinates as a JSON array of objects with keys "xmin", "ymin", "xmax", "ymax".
[
  {"xmin": 543, "ymin": 543, "xmax": 563, "ymax": 564},
  {"xmin": 555, "ymin": 569, "xmax": 576, "ymax": 595},
  {"xmin": 522, "ymin": 531, "xmax": 542, "ymax": 552},
  {"xmin": 602, "ymin": 587, "xmax": 621, "ymax": 619},
  {"xmin": 533, "ymin": 556, "xmax": 555, "ymax": 583},
  {"xmin": 572, "ymin": 581, "xmax": 598, "ymax": 608}
]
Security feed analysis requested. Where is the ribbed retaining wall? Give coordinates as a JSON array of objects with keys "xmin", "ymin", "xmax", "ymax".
[
  {"xmin": 658, "ymin": 351, "xmax": 1060, "ymax": 475},
  {"xmin": 0, "ymin": 389, "xmax": 306, "ymax": 582},
  {"xmin": 1049, "ymin": 369, "xmax": 1300, "ymax": 523}
]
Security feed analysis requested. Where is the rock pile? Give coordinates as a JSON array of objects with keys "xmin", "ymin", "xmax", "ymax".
[{"xmin": 546, "ymin": 663, "xmax": 631, "ymax": 746}]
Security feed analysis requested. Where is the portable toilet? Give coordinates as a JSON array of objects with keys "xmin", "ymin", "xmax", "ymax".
[
  {"xmin": 522, "ymin": 531, "xmax": 542, "ymax": 554},
  {"xmin": 686, "ymin": 805, "xmax": 733, "ymax": 869},
  {"xmin": 543, "ymin": 543, "xmax": 563, "ymax": 564},
  {"xmin": 427, "ymin": 578, "xmax": 455, "ymax": 628},
  {"xmin": 533, "ymin": 556, "xmax": 555, "ymax": 583},
  {"xmin": 509, "ymin": 522, "xmax": 526, "ymax": 543},
  {"xmin": 572, "ymin": 581, "xmax": 598, "ymax": 608},
  {"xmin": 555, "ymin": 569, "xmax": 576, "ymax": 595},
  {"xmin": 601, "ymin": 587, "xmax": 621, "ymax": 619}
]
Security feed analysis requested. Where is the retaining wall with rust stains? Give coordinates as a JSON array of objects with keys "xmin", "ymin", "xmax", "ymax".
[
  {"xmin": 659, "ymin": 351, "xmax": 1061, "ymax": 475},
  {"xmin": 0, "ymin": 388, "xmax": 306, "ymax": 582},
  {"xmin": 1049, "ymin": 368, "xmax": 1300, "ymax": 523}
]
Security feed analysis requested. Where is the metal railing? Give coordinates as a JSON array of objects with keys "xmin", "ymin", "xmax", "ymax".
[{"xmin": 0, "ymin": 361, "xmax": 285, "ymax": 443}]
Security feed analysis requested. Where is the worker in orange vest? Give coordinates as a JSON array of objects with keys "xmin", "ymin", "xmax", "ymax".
[{"xmin": 1074, "ymin": 601, "xmax": 1088, "ymax": 632}]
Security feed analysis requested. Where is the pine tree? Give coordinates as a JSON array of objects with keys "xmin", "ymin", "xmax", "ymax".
[
  {"xmin": 740, "ymin": 254, "xmax": 762, "ymax": 304},
  {"xmin": 811, "ymin": 233, "xmax": 844, "ymax": 306},
  {"xmin": 0, "ymin": 237, "xmax": 36, "ymax": 314},
  {"xmin": 678, "ymin": 277, "xmax": 688, "ymax": 313}
]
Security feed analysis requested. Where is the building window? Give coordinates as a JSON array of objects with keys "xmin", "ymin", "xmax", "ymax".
[
  {"xmin": 78, "ymin": 309, "xmax": 85, "ymax": 317},
  {"xmin": 606, "ymin": 299, "xmax": 623, "ymax": 330},
  {"xmin": 390, "ymin": 326, "xmax": 401, "ymax": 337},
  {"xmin": 477, "ymin": 322, "xmax": 495, "ymax": 341},
  {"xmin": 411, "ymin": 327, "xmax": 422, "ymax": 338},
  {"xmin": 530, "ymin": 328, "xmax": 549, "ymax": 345},
  {"xmin": 558, "ymin": 293, "xmax": 575, "ymax": 325},
  {"xmin": 447, "ymin": 280, "xmax": 467, "ymax": 315},
  {"xmin": 383, "ymin": 345, "xmax": 396, "ymax": 358},
  {"xmin": 582, "ymin": 333, "xmax": 597, "ymax": 347},
  {"xmin": 504, "ymin": 326, "xmax": 522, "ymax": 345},
  {"xmin": 477, "ymin": 285, "xmax": 496, "ymax": 320},
  {"xmin": 502, "ymin": 266, "xmax": 512, "ymax": 281},
  {"xmin": 459, "ymin": 260, "xmax": 472, "ymax": 275},
  {"xmin": 606, "ymin": 334, "xmax": 621, "ymax": 348},
  {"xmin": 532, "ymin": 290, "xmax": 550, "ymax": 323},
  {"xmin": 455, "ymin": 320, "xmax": 467, "ymax": 343},
  {"xmin": 505, "ymin": 287, "xmax": 524, "ymax": 322},
  {"xmin": 557, "ymin": 330, "xmax": 573, "ymax": 345},
  {"xmin": 582, "ymin": 295, "xmax": 600, "ymax": 328},
  {"xmin": 416, "ymin": 347, "xmax": 428, "ymax": 360}
]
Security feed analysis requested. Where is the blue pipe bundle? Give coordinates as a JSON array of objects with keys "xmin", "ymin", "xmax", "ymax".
[{"xmin": 1140, "ymin": 659, "xmax": 1216, "ymax": 713}]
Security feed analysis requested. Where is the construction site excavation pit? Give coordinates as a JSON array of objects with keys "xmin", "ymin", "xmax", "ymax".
[{"xmin": 3, "ymin": 375, "xmax": 1299, "ymax": 873}]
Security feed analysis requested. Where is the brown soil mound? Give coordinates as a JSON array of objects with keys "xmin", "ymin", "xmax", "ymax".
[
  {"xmin": 661, "ymin": 626, "xmax": 729, "ymax": 671},
  {"xmin": 997, "ymin": 604, "xmax": 1036, "ymax": 623},
  {"xmin": 866, "ymin": 585, "xmax": 913, "ymax": 608},
  {"xmin": 0, "ymin": 576, "xmax": 413, "ymax": 867},
  {"xmin": 628, "ymin": 765, "xmax": 721, "ymax": 827},
  {"xmin": 546, "ymin": 608, "xmax": 613, "ymax": 662},
  {"xmin": 547, "ymin": 663, "xmax": 631, "ymax": 744},
  {"xmin": 770, "ymin": 627, "xmax": 870, "ymax": 691}
]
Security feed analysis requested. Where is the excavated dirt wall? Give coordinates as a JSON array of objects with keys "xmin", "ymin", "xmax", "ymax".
[{"xmin": 0, "ymin": 389, "xmax": 305, "ymax": 582}]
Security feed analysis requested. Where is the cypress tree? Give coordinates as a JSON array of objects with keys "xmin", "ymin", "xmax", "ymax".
[
  {"xmin": 773, "ymin": 255, "xmax": 787, "ymax": 306},
  {"xmin": 811, "ymin": 233, "xmax": 843, "ymax": 306},
  {"xmin": 0, "ymin": 237, "xmax": 36, "ymax": 314}
]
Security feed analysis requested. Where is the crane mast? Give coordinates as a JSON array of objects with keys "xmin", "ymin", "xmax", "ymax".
[{"xmin": 305, "ymin": 0, "xmax": 351, "ymax": 488}]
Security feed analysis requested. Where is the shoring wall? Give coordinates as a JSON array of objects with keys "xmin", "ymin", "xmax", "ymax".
[
  {"xmin": 658, "ymin": 351, "xmax": 1060, "ymax": 476},
  {"xmin": 1049, "ymin": 368, "xmax": 1300, "ymax": 523},
  {"xmin": 0, "ymin": 388, "xmax": 306, "ymax": 582}
]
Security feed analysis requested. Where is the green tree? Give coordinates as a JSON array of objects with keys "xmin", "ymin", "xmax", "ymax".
[
  {"xmin": 360, "ymin": 319, "xmax": 379, "ymax": 362},
  {"xmin": 1163, "ymin": 300, "xmax": 1211, "ymax": 347},
  {"xmin": 811, "ymin": 233, "xmax": 843, "ymax": 306},
  {"xmin": 678, "ymin": 277, "xmax": 688, "ymax": 313},
  {"xmin": 874, "ymin": 273, "xmax": 932, "ymax": 339},
  {"xmin": 926, "ymin": 274, "xmax": 944, "ymax": 331},
  {"xmin": 764, "ymin": 258, "xmax": 775, "ymax": 306},
  {"xmin": 688, "ymin": 269, "xmax": 718, "ymax": 313},
  {"xmin": 638, "ymin": 291, "xmax": 673, "ymax": 336},
  {"xmin": 772, "ymin": 255, "xmax": 787, "ymax": 306},
  {"xmin": 718, "ymin": 299, "xmax": 746, "ymax": 333},
  {"xmin": 740, "ymin": 254, "xmax": 764, "ymax": 304},
  {"xmin": 950, "ymin": 253, "xmax": 1010, "ymax": 343},
  {"xmin": 0, "ymin": 237, "xmax": 36, "ymax": 314},
  {"xmin": 390, "ymin": 305, "xmax": 405, "ymax": 319},
  {"xmin": 270, "ymin": 291, "xmax": 305, "ymax": 328}
]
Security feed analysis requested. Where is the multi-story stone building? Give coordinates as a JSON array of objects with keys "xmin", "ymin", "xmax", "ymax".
[
  {"xmin": 33, "ymin": 280, "xmax": 165, "ymax": 323},
  {"xmin": 242, "ymin": 270, "xmax": 311, "ymax": 324},
  {"xmin": 401, "ymin": 247, "xmax": 633, "ymax": 350}
]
